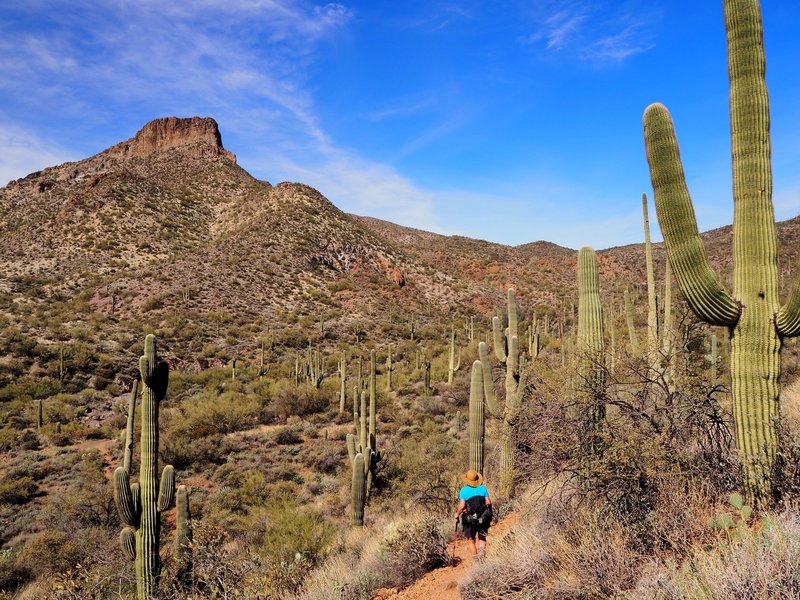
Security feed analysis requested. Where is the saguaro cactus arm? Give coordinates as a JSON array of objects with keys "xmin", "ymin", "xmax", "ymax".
[
  {"xmin": 157, "ymin": 465, "xmax": 175, "ymax": 512},
  {"xmin": 114, "ymin": 467, "xmax": 139, "ymax": 528},
  {"xmin": 777, "ymin": 282, "xmax": 800, "ymax": 337},
  {"xmin": 121, "ymin": 528, "xmax": 136, "ymax": 561},
  {"xmin": 123, "ymin": 379, "xmax": 139, "ymax": 473},
  {"xmin": 644, "ymin": 103, "xmax": 740, "ymax": 327}
]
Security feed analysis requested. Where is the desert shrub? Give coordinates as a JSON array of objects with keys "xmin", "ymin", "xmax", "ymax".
[
  {"xmin": 171, "ymin": 390, "xmax": 260, "ymax": 439},
  {"xmin": 0, "ymin": 476, "xmax": 39, "ymax": 505},
  {"xmin": 300, "ymin": 512, "xmax": 447, "ymax": 600},
  {"xmin": 273, "ymin": 426, "xmax": 303, "ymax": 445},
  {"xmin": 267, "ymin": 381, "xmax": 329, "ymax": 421},
  {"xmin": 384, "ymin": 419, "xmax": 464, "ymax": 513},
  {"xmin": 14, "ymin": 530, "xmax": 85, "ymax": 579},
  {"xmin": 632, "ymin": 508, "xmax": 800, "ymax": 599},
  {"xmin": 461, "ymin": 501, "xmax": 649, "ymax": 599},
  {"xmin": 162, "ymin": 432, "xmax": 226, "ymax": 469},
  {"xmin": 259, "ymin": 492, "xmax": 336, "ymax": 566},
  {"xmin": 377, "ymin": 515, "xmax": 448, "ymax": 588},
  {"xmin": 0, "ymin": 548, "xmax": 27, "ymax": 594}
]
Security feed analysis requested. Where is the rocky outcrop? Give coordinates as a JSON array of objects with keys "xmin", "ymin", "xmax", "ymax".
[{"xmin": 108, "ymin": 116, "xmax": 236, "ymax": 162}]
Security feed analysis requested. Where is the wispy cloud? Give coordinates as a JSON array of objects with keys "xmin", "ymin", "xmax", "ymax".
[
  {"xmin": 0, "ymin": 0, "xmax": 450, "ymax": 230},
  {"xmin": 0, "ymin": 123, "xmax": 76, "ymax": 185},
  {"xmin": 267, "ymin": 151, "xmax": 445, "ymax": 233},
  {"xmin": 523, "ymin": 1, "xmax": 654, "ymax": 63},
  {"xmin": 362, "ymin": 93, "xmax": 437, "ymax": 122}
]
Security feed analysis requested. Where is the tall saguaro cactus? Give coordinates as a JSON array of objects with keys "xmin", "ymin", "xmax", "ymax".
[
  {"xmin": 447, "ymin": 329, "xmax": 461, "ymax": 385},
  {"xmin": 577, "ymin": 247, "xmax": 606, "ymax": 466},
  {"xmin": 468, "ymin": 361, "xmax": 485, "ymax": 474},
  {"xmin": 346, "ymin": 353, "xmax": 382, "ymax": 524},
  {"xmin": 123, "ymin": 379, "xmax": 139, "ymax": 473},
  {"xmin": 642, "ymin": 193, "xmax": 659, "ymax": 365},
  {"xmin": 114, "ymin": 335, "xmax": 175, "ymax": 599},
  {"xmin": 643, "ymin": 0, "xmax": 800, "ymax": 508},
  {"xmin": 175, "ymin": 485, "xmax": 192, "ymax": 586},
  {"xmin": 338, "ymin": 350, "xmax": 346, "ymax": 413},
  {"xmin": 478, "ymin": 289, "xmax": 529, "ymax": 498}
]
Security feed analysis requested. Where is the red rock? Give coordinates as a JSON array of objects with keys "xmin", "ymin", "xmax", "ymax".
[{"xmin": 108, "ymin": 116, "xmax": 237, "ymax": 162}]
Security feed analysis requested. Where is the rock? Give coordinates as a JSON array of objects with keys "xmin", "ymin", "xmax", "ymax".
[
  {"xmin": 108, "ymin": 116, "xmax": 237, "ymax": 163},
  {"xmin": 387, "ymin": 268, "xmax": 406, "ymax": 287}
]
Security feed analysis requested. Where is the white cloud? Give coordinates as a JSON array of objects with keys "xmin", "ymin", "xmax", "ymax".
[
  {"xmin": 0, "ymin": 124, "xmax": 76, "ymax": 185},
  {"xmin": 524, "ymin": 1, "xmax": 654, "ymax": 64}
]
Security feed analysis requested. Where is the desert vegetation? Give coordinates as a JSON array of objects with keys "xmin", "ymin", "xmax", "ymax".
[{"xmin": 2, "ymin": 1, "xmax": 800, "ymax": 599}]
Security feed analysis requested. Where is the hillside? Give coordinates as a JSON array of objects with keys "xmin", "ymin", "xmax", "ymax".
[
  {"xmin": 0, "ymin": 117, "xmax": 497, "ymax": 372},
  {"xmin": 2, "ymin": 116, "xmax": 800, "ymax": 600}
]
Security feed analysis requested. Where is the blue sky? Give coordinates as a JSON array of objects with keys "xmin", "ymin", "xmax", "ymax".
[{"xmin": 1, "ymin": 1, "xmax": 799, "ymax": 249}]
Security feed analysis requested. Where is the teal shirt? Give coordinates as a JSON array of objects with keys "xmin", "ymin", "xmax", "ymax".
[{"xmin": 459, "ymin": 484, "xmax": 489, "ymax": 501}]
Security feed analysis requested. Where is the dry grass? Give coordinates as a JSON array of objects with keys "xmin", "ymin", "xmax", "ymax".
[
  {"xmin": 298, "ymin": 510, "xmax": 448, "ymax": 600},
  {"xmin": 631, "ymin": 509, "xmax": 800, "ymax": 599}
]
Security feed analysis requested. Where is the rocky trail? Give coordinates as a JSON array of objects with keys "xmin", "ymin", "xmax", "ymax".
[{"xmin": 374, "ymin": 511, "xmax": 520, "ymax": 600}]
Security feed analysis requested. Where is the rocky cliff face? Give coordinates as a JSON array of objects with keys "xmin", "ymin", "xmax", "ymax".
[{"xmin": 108, "ymin": 116, "xmax": 237, "ymax": 162}]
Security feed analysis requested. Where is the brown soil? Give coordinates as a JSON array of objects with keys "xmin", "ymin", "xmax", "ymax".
[{"xmin": 373, "ymin": 511, "xmax": 520, "ymax": 600}]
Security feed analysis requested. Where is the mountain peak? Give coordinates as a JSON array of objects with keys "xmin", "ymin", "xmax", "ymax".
[{"xmin": 107, "ymin": 116, "xmax": 236, "ymax": 163}]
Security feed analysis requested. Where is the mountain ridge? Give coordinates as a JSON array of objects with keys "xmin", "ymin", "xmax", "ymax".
[{"xmin": 1, "ymin": 116, "xmax": 798, "ymax": 367}]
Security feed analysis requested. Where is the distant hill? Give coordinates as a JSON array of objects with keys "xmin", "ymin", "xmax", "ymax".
[{"xmin": 1, "ymin": 116, "xmax": 798, "ymax": 366}]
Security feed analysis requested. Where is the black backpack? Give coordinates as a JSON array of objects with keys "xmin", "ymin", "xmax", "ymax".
[{"xmin": 462, "ymin": 495, "xmax": 492, "ymax": 528}]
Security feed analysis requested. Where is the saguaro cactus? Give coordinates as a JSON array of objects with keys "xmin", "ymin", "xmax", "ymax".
[
  {"xmin": 468, "ymin": 361, "xmax": 485, "ymax": 474},
  {"xmin": 346, "ymin": 357, "xmax": 382, "ymax": 524},
  {"xmin": 338, "ymin": 350, "xmax": 346, "ymax": 413},
  {"xmin": 624, "ymin": 288, "xmax": 639, "ymax": 357},
  {"xmin": 643, "ymin": 0, "xmax": 800, "ymax": 508},
  {"xmin": 351, "ymin": 453, "xmax": 366, "ymax": 525},
  {"xmin": 175, "ymin": 485, "xmax": 192, "ymax": 586},
  {"xmin": 478, "ymin": 289, "xmax": 529, "ymax": 498},
  {"xmin": 577, "ymin": 247, "xmax": 606, "ymax": 467},
  {"xmin": 113, "ymin": 334, "xmax": 175, "ymax": 599},
  {"xmin": 123, "ymin": 379, "xmax": 139, "ymax": 473},
  {"xmin": 447, "ymin": 329, "xmax": 461, "ymax": 385},
  {"xmin": 642, "ymin": 193, "xmax": 659, "ymax": 365},
  {"xmin": 386, "ymin": 344, "xmax": 394, "ymax": 391}
]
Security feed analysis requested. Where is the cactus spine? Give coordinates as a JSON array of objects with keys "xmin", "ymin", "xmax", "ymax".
[
  {"xmin": 468, "ymin": 361, "xmax": 485, "ymax": 474},
  {"xmin": 447, "ymin": 329, "xmax": 461, "ymax": 385},
  {"xmin": 643, "ymin": 0, "xmax": 800, "ymax": 508},
  {"xmin": 113, "ymin": 334, "xmax": 175, "ymax": 599}
]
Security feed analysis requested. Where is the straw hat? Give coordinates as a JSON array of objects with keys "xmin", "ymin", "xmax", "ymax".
[{"xmin": 463, "ymin": 469, "xmax": 483, "ymax": 487}]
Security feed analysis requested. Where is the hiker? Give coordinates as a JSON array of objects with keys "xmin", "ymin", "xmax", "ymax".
[{"xmin": 454, "ymin": 469, "xmax": 492, "ymax": 559}]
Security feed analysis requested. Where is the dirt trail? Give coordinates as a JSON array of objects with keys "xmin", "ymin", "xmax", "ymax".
[
  {"xmin": 73, "ymin": 438, "xmax": 118, "ymax": 478},
  {"xmin": 374, "ymin": 512, "xmax": 520, "ymax": 600}
]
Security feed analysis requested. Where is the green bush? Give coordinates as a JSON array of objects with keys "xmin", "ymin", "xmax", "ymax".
[
  {"xmin": 0, "ymin": 476, "xmax": 39, "ymax": 505},
  {"xmin": 377, "ymin": 514, "xmax": 448, "ymax": 588}
]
